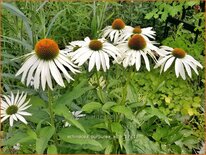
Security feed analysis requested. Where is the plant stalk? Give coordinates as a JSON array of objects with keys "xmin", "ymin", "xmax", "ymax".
[{"xmin": 48, "ymin": 88, "xmax": 58, "ymax": 146}]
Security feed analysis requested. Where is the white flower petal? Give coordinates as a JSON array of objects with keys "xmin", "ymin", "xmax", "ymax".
[
  {"xmin": 164, "ymin": 57, "xmax": 175, "ymax": 72},
  {"xmin": 135, "ymin": 52, "xmax": 141, "ymax": 71},
  {"xmin": 141, "ymin": 51, "xmax": 150, "ymax": 71},
  {"xmin": 16, "ymin": 114, "xmax": 27, "ymax": 124},
  {"xmin": 88, "ymin": 52, "xmax": 96, "ymax": 72},
  {"xmin": 49, "ymin": 61, "xmax": 65, "ymax": 87}
]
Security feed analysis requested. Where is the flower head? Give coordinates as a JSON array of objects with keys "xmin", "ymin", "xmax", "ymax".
[
  {"xmin": 1, "ymin": 92, "xmax": 31, "ymax": 127},
  {"xmin": 16, "ymin": 38, "xmax": 80, "ymax": 90},
  {"xmin": 70, "ymin": 37, "xmax": 121, "ymax": 72},
  {"xmin": 154, "ymin": 46, "xmax": 203, "ymax": 79},
  {"xmin": 117, "ymin": 34, "xmax": 163, "ymax": 71},
  {"xmin": 118, "ymin": 26, "xmax": 156, "ymax": 43},
  {"xmin": 102, "ymin": 18, "xmax": 132, "ymax": 45}
]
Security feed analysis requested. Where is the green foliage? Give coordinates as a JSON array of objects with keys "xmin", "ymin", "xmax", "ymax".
[
  {"xmin": 1, "ymin": 1, "xmax": 204, "ymax": 154},
  {"xmin": 145, "ymin": 1, "xmax": 199, "ymax": 22}
]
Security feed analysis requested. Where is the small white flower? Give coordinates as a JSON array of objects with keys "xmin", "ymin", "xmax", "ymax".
[
  {"xmin": 117, "ymin": 34, "xmax": 163, "ymax": 71},
  {"xmin": 16, "ymin": 38, "xmax": 80, "ymax": 91},
  {"xmin": 64, "ymin": 111, "xmax": 86, "ymax": 127},
  {"xmin": 1, "ymin": 92, "xmax": 32, "ymax": 127},
  {"xmin": 65, "ymin": 39, "xmax": 87, "ymax": 57},
  {"xmin": 102, "ymin": 18, "xmax": 133, "ymax": 45},
  {"xmin": 118, "ymin": 26, "xmax": 156, "ymax": 43},
  {"xmin": 13, "ymin": 143, "xmax": 20, "ymax": 151},
  {"xmin": 70, "ymin": 37, "xmax": 121, "ymax": 72},
  {"xmin": 155, "ymin": 46, "xmax": 203, "ymax": 80}
]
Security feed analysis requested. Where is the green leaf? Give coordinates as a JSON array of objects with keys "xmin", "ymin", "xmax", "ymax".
[
  {"xmin": 26, "ymin": 128, "xmax": 37, "ymax": 140},
  {"xmin": 145, "ymin": 12, "xmax": 154, "ymax": 19},
  {"xmin": 82, "ymin": 102, "xmax": 102, "ymax": 113},
  {"xmin": 56, "ymin": 80, "xmax": 92, "ymax": 106},
  {"xmin": 105, "ymin": 142, "xmax": 113, "ymax": 154},
  {"xmin": 111, "ymin": 122, "xmax": 123, "ymax": 135},
  {"xmin": 132, "ymin": 132, "xmax": 162, "ymax": 153},
  {"xmin": 46, "ymin": 9, "xmax": 66, "ymax": 37},
  {"xmin": 58, "ymin": 127, "xmax": 102, "ymax": 148},
  {"xmin": 102, "ymin": 102, "xmax": 116, "ymax": 114},
  {"xmin": 112, "ymin": 105, "xmax": 134, "ymax": 120},
  {"xmin": 145, "ymin": 106, "xmax": 171, "ymax": 125},
  {"xmin": 152, "ymin": 127, "xmax": 168, "ymax": 141},
  {"xmin": 54, "ymin": 104, "xmax": 86, "ymax": 133},
  {"xmin": 2, "ymin": 3, "xmax": 33, "ymax": 45},
  {"xmin": 47, "ymin": 145, "xmax": 58, "ymax": 154},
  {"xmin": 3, "ymin": 131, "xmax": 34, "ymax": 146},
  {"xmin": 36, "ymin": 126, "xmax": 55, "ymax": 154}
]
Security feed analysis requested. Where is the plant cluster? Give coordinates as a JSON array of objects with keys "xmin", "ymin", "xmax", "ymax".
[{"xmin": 1, "ymin": 1, "xmax": 204, "ymax": 154}]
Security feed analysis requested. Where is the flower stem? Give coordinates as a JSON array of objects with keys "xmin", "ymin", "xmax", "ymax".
[
  {"xmin": 47, "ymin": 88, "xmax": 58, "ymax": 146},
  {"xmin": 120, "ymin": 68, "xmax": 132, "ymax": 105},
  {"xmin": 95, "ymin": 72, "xmax": 105, "ymax": 103}
]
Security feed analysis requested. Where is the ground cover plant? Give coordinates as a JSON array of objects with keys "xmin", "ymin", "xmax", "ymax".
[{"xmin": 0, "ymin": 1, "xmax": 205, "ymax": 154}]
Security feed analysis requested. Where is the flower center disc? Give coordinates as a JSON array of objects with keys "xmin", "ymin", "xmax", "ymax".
[
  {"xmin": 172, "ymin": 48, "xmax": 186, "ymax": 58},
  {"xmin": 128, "ymin": 34, "xmax": 146, "ymax": 50},
  {"xmin": 89, "ymin": 40, "xmax": 103, "ymax": 51},
  {"xmin": 35, "ymin": 39, "xmax": 59, "ymax": 60},
  {"xmin": 133, "ymin": 26, "xmax": 142, "ymax": 34},
  {"xmin": 112, "ymin": 18, "xmax": 125, "ymax": 30},
  {"xmin": 6, "ymin": 105, "xmax": 18, "ymax": 115}
]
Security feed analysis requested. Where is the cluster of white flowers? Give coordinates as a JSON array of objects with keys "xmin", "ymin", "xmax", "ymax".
[
  {"xmin": 1, "ymin": 18, "xmax": 203, "ymax": 128},
  {"xmin": 65, "ymin": 18, "xmax": 203, "ymax": 80}
]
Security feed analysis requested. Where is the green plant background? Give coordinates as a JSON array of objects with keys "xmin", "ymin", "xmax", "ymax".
[{"xmin": 1, "ymin": 1, "xmax": 205, "ymax": 154}]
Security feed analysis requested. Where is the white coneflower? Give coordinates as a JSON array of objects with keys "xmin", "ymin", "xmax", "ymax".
[
  {"xmin": 118, "ymin": 26, "xmax": 156, "ymax": 43},
  {"xmin": 1, "ymin": 92, "xmax": 31, "ymax": 127},
  {"xmin": 15, "ymin": 38, "xmax": 80, "ymax": 90},
  {"xmin": 117, "ymin": 34, "xmax": 163, "ymax": 71},
  {"xmin": 64, "ymin": 111, "xmax": 86, "ymax": 127},
  {"xmin": 70, "ymin": 37, "xmax": 121, "ymax": 72},
  {"xmin": 102, "ymin": 18, "xmax": 132, "ymax": 44},
  {"xmin": 154, "ymin": 46, "xmax": 203, "ymax": 80},
  {"xmin": 65, "ymin": 39, "xmax": 88, "ymax": 57}
]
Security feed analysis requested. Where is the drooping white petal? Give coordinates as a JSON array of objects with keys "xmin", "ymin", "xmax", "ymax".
[
  {"xmin": 26, "ymin": 59, "xmax": 40, "ymax": 86},
  {"xmin": 54, "ymin": 59, "xmax": 74, "ymax": 82},
  {"xmin": 95, "ymin": 52, "xmax": 101, "ymax": 71},
  {"xmin": 15, "ymin": 54, "xmax": 37, "ymax": 77},
  {"xmin": 135, "ymin": 52, "xmax": 141, "ymax": 71},
  {"xmin": 18, "ymin": 111, "xmax": 32, "ymax": 116},
  {"xmin": 182, "ymin": 60, "xmax": 192, "ymax": 78},
  {"xmin": 99, "ymin": 51, "xmax": 106, "ymax": 72},
  {"xmin": 16, "ymin": 114, "xmax": 27, "ymax": 124},
  {"xmin": 102, "ymin": 52, "xmax": 110, "ymax": 69},
  {"xmin": 1, "ymin": 115, "xmax": 10, "ymax": 122},
  {"xmin": 164, "ymin": 57, "xmax": 175, "ymax": 72},
  {"xmin": 34, "ymin": 60, "xmax": 44, "ymax": 90},
  {"xmin": 9, "ymin": 116, "xmax": 14, "ymax": 126},
  {"xmin": 88, "ymin": 52, "xmax": 96, "ymax": 72},
  {"xmin": 49, "ymin": 61, "xmax": 65, "ymax": 87},
  {"xmin": 175, "ymin": 59, "xmax": 181, "ymax": 78},
  {"xmin": 41, "ymin": 61, "xmax": 47, "ymax": 91},
  {"xmin": 178, "ymin": 60, "xmax": 186, "ymax": 80},
  {"xmin": 141, "ymin": 51, "xmax": 150, "ymax": 71}
]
